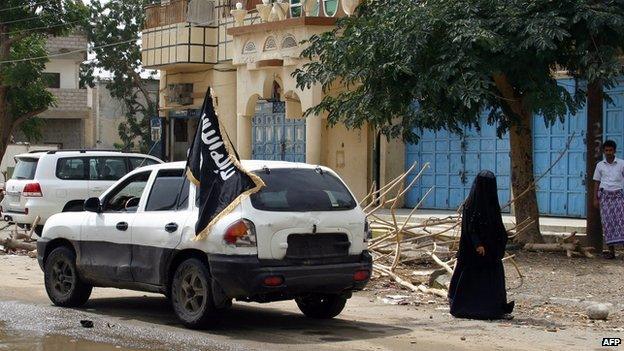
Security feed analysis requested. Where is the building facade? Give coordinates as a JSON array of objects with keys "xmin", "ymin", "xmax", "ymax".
[
  {"xmin": 13, "ymin": 34, "xmax": 92, "ymax": 149},
  {"xmin": 141, "ymin": 0, "xmax": 391, "ymax": 200},
  {"xmin": 141, "ymin": 0, "xmax": 624, "ymax": 218}
]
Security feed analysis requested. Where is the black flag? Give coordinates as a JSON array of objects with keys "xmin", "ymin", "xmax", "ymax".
[{"xmin": 186, "ymin": 88, "xmax": 264, "ymax": 240}]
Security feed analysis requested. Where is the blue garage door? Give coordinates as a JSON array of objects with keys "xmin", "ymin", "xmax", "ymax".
[
  {"xmin": 252, "ymin": 101, "xmax": 306, "ymax": 162},
  {"xmin": 604, "ymin": 84, "xmax": 624, "ymax": 154},
  {"xmin": 533, "ymin": 114, "xmax": 587, "ymax": 217},
  {"xmin": 405, "ymin": 114, "xmax": 511, "ymax": 210}
]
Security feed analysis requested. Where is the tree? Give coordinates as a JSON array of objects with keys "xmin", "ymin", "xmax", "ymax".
[
  {"xmin": 80, "ymin": 0, "xmax": 157, "ymax": 153},
  {"xmin": 559, "ymin": 1, "xmax": 624, "ymax": 251},
  {"xmin": 294, "ymin": 0, "xmax": 622, "ymax": 243},
  {"xmin": 0, "ymin": 0, "xmax": 84, "ymax": 163}
]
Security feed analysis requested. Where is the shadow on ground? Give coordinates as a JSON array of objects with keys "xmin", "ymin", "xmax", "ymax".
[{"xmin": 82, "ymin": 295, "xmax": 411, "ymax": 344}]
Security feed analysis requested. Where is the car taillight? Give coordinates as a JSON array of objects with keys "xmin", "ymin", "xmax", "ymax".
[
  {"xmin": 353, "ymin": 270, "xmax": 370, "ymax": 281},
  {"xmin": 364, "ymin": 220, "xmax": 372, "ymax": 242},
  {"xmin": 22, "ymin": 183, "xmax": 42, "ymax": 197},
  {"xmin": 223, "ymin": 219, "xmax": 256, "ymax": 247}
]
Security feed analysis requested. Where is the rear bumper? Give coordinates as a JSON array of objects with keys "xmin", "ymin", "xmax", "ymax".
[
  {"xmin": 2, "ymin": 210, "xmax": 35, "ymax": 225},
  {"xmin": 208, "ymin": 251, "xmax": 372, "ymax": 301}
]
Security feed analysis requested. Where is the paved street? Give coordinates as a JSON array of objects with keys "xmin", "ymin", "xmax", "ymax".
[{"xmin": 0, "ymin": 253, "xmax": 615, "ymax": 351}]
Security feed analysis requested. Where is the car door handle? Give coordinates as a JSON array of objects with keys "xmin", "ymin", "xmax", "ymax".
[
  {"xmin": 165, "ymin": 222, "xmax": 178, "ymax": 233},
  {"xmin": 116, "ymin": 222, "xmax": 128, "ymax": 231}
]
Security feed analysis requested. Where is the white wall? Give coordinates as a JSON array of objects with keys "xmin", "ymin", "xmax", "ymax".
[{"xmin": 44, "ymin": 59, "xmax": 79, "ymax": 89}]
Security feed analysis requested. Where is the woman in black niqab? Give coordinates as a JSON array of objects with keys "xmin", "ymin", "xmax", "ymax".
[{"xmin": 448, "ymin": 170, "xmax": 514, "ymax": 319}]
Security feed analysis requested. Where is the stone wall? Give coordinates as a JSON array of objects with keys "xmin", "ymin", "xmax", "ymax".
[
  {"xmin": 39, "ymin": 88, "xmax": 90, "ymax": 119},
  {"xmin": 14, "ymin": 119, "xmax": 84, "ymax": 149},
  {"xmin": 45, "ymin": 34, "xmax": 87, "ymax": 54}
]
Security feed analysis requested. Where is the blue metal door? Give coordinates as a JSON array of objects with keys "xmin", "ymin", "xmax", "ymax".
[
  {"xmin": 252, "ymin": 101, "xmax": 306, "ymax": 162},
  {"xmin": 604, "ymin": 83, "xmax": 624, "ymax": 154},
  {"xmin": 405, "ymin": 114, "xmax": 511, "ymax": 210},
  {"xmin": 532, "ymin": 79, "xmax": 587, "ymax": 217}
]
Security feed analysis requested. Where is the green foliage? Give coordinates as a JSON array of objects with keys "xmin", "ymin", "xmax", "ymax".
[
  {"xmin": 0, "ymin": 1, "xmax": 86, "ymax": 145},
  {"xmin": 81, "ymin": 0, "xmax": 157, "ymax": 153},
  {"xmin": 294, "ymin": 0, "xmax": 624, "ymax": 143}
]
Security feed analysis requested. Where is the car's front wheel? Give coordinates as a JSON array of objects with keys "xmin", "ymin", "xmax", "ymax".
[
  {"xmin": 44, "ymin": 247, "xmax": 92, "ymax": 307},
  {"xmin": 170, "ymin": 258, "xmax": 216, "ymax": 329},
  {"xmin": 295, "ymin": 294, "xmax": 347, "ymax": 319}
]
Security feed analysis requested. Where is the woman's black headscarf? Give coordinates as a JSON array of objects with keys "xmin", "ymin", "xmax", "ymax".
[{"xmin": 458, "ymin": 170, "xmax": 508, "ymax": 263}]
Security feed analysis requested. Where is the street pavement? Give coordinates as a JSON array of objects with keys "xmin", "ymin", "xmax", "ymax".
[{"xmin": 0, "ymin": 253, "xmax": 608, "ymax": 351}]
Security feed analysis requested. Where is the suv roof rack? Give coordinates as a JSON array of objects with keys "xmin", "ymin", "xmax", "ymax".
[
  {"xmin": 28, "ymin": 149, "xmax": 56, "ymax": 153},
  {"xmin": 46, "ymin": 149, "xmax": 123, "ymax": 154}
]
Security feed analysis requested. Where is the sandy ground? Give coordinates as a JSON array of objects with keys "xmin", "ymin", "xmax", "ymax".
[{"xmin": 0, "ymin": 251, "xmax": 621, "ymax": 351}]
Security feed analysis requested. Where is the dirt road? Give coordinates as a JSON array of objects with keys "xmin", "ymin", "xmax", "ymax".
[{"xmin": 0, "ymin": 254, "xmax": 616, "ymax": 351}]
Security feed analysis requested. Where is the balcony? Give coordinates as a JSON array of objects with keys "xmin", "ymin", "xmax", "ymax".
[
  {"xmin": 39, "ymin": 88, "xmax": 90, "ymax": 119},
  {"xmin": 142, "ymin": 0, "xmax": 225, "ymax": 68}
]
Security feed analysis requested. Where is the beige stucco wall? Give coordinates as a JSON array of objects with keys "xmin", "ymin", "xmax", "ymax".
[
  {"xmin": 380, "ymin": 136, "xmax": 406, "ymax": 207},
  {"xmin": 322, "ymin": 122, "xmax": 370, "ymax": 202}
]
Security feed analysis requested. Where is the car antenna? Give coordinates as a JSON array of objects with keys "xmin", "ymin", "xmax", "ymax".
[{"xmin": 315, "ymin": 165, "xmax": 323, "ymax": 175}]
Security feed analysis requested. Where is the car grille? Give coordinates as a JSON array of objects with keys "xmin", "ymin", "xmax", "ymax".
[{"xmin": 285, "ymin": 233, "xmax": 350, "ymax": 260}]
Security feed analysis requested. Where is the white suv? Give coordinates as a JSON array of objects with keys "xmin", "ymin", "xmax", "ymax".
[
  {"xmin": 1, "ymin": 150, "xmax": 162, "ymax": 235},
  {"xmin": 37, "ymin": 160, "xmax": 372, "ymax": 328}
]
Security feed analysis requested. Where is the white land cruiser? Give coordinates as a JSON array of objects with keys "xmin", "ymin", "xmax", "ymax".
[
  {"xmin": 37, "ymin": 160, "xmax": 372, "ymax": 328},
  {"xmin": 1, "ymin": 150, "xmax": 162, "ymax": 235}
]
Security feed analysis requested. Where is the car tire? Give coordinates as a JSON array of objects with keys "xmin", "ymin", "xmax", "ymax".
[
  {"xmin": 295, "ymin": 294, "xmax": 347, "ymax": 319},
  {"xmin": 44, "ymin": 247, "xmax": 92, "ymax": 307},
  {"xmin": 170, "ymin": 258, "xmax": 216, "ymax": 329}
]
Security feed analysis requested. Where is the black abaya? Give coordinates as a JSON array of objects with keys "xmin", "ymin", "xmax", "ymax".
[{"xmin": 448, "ymin": 170, "xmax": 514, "ymax": 320}]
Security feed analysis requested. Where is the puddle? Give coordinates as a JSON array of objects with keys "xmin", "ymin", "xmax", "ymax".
[{"xmin": 0, "ymin": 322, "xmax": 145, "ymax": 351}]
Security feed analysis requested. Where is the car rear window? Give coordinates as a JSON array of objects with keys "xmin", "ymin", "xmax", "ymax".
[
  {"xmin": 145, "ymin": 169, "xmax": 190, "ymax": 211},
  {"xmin": 250, "ymin": 168, "xmax": 356, "ymax": 211},
  {"xmin": 11, "ymin": 158, "xmax": 38, "ymax": 180}
]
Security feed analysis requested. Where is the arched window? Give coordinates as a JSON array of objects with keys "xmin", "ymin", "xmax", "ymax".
[
  {"xmin": 264, "ymin": 36, "xmax": 278, "ymax": 51},
  {"xmin": 242, "ymin": 41, "xmax": 257, "ymax": 54},
  {"xmin": 281, "ymin": 35, "xmax": 297, "ymax": 49},
  {"xmin": 323, "ymin": 0, "xmax": 337, "ymax": 16}
]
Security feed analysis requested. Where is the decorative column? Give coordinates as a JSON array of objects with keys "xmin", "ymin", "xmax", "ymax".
[
  {"xmin": 341, "ymin": 0, "xmax": 360, "ymax": 16},
  {"xmin": 303, "ymin": 0, "xmax": 317, "ymax": 16},
  {"xmin": 256, "ymin": 0, "xmax": 272, "ymax": 22},
  {"xmin": 237, "ymin": 113, "xmax": 252, "ymax": 159},
  {"xmin": 274, "ymin": 0, "xmax": 290, "ymax": 21},
  {"xmin": 305, "ymin": 114, "xmax": 322, "ymax": 164},
  {"xmin": 230, "ymin": 2, "xmax": 247, "ymax": 26}
]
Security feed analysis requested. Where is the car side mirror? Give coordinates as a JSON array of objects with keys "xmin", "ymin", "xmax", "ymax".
[{"xmin": 84, "ymin": 197, "xmax": 102, "ymax": 213}]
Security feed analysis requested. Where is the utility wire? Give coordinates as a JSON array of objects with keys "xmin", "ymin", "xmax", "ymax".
[
  {"xmin": 0, "ymin": 0, "xmax": 54, "ymax": 13},
  {"xmin": 0, "ymin": 37, "xmax": 139, "ymax": 64},
  {"xmin": 7, "ymin": 19, "xmax": 82, "ymax": 35}
]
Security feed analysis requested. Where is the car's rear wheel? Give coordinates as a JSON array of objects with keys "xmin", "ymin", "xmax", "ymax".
[
  {"xmin": 295, "ymin": 294, "xmax": 347, "ymax": 319},
  {"xmin": 44, "ymin": 247, "xmax": 92, "ymax": 307},
  {"xmin": 170, "ymin": 258, "xmax": 216, "ymax": 329}
]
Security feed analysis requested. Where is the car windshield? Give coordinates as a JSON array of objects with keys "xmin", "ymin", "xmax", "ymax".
[
  {"xmin": 11, "ymin": 158, "xmax": 38, "ymax": 180},
  {"xmin": 250, "ymin": 168, "xmax": 357, "ymax": 211}
]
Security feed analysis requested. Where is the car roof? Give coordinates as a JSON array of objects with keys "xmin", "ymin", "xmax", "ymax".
[{"xmin": 137, "ymin": 160, "xmax": 329, "ymax": 172}]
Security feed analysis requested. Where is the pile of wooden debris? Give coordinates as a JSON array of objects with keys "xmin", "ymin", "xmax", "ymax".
[
  {"xmin": 0, "ymin": 216, "xmax": 39, "ymax": 258},
  {"xmin": 362, "ymin": 163, "xmax": 529, "ymax": 298}
]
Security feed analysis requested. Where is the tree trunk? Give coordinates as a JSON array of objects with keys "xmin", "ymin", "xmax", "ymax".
[
  {"xmin": 586, "ymin": 80, "xmax": 604, "ymax": 251},
  {"xmin": 492, "ymin": 73, "xmax": 543, "ymax": 244},
  {"xmin": 509, "ymin": 118, "xmax": 543, "ymax": 243}
]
